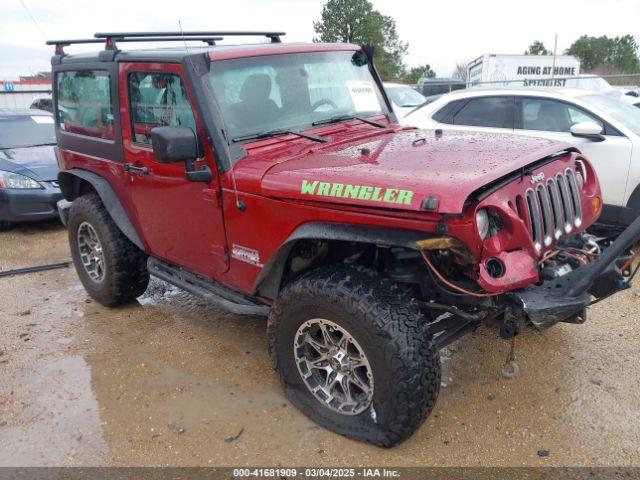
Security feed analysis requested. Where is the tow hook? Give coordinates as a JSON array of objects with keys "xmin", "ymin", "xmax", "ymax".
[
  {"xmin": 499, "ymin": 307, "xmax": 523, "ymax": 379},
  {"xmin": 501, "ymin": 337, "xmax": 520, "ymax": 379}
]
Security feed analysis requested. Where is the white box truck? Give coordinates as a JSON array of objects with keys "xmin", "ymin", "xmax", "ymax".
[{"xmin": 467, "ymin": 54, "xmax": 581, "ymax": 88}]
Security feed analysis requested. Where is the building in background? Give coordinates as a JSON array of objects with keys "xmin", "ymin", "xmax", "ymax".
[{"xmin": 0, "ymin": 72, "xmax": 51, "ymax": 110}]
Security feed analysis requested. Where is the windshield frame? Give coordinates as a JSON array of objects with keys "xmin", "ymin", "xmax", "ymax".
[{"xmin": 201, "ymin": 49, "xmax": 394, "ymax": 157}]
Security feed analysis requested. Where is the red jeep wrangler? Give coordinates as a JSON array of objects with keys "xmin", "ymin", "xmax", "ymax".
[{"xmin": 50, "ymin": 32, "xmax": 640, "ymax": 447}]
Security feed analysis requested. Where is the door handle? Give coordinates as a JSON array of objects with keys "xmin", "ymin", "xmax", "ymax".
[{"xmin": 124, "ymin": 163, "xmax": 149, "ymax": 176}]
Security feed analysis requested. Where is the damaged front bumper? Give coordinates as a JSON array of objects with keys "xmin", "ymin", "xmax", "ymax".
[{"xmin": 510, "ymin": 215, "xmax": 640, "ymax": 330}]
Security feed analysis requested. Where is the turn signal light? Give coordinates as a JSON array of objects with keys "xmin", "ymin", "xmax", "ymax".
[{"xmin": 592, "ymin": 196, "xmax": 602, "ymax": 215}]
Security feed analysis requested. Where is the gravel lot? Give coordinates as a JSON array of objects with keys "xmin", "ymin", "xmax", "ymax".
[{"xmin": 0, "ymin": 221, "xmax": 639, "ymax": 467}]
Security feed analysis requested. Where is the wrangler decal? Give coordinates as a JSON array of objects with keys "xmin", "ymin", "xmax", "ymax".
[{"xmin": 300, "ymin": 179, "xmax": 414, "ymax": 206}]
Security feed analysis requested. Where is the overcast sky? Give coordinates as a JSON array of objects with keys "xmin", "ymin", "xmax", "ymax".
[{"xmin": 1, "ymin": 0, "xmax": 638, "ymax": 79}]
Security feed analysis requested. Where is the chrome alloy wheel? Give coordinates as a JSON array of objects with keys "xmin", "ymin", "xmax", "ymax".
[
  {"xmin": 293, "ymin": 318, "xmax": 374, "ymax": 415},
  {"xmin": 77, "ymin": 221, "xmax": 105, "ymax": 282}
]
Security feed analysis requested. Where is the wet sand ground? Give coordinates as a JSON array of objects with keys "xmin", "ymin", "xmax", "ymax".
[{"xmin": 0, "ymin": 221, "xmax": 639, "ymax": 467}]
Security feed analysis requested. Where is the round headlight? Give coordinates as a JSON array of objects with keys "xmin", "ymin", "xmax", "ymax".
[{"xmin": 476, "ymin": 208, "xmax": 490, "ymax": 240}]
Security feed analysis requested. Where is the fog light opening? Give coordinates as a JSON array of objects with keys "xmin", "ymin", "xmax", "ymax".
[{"xmin": 485, "ymin": 258, "xmax": 505, "ymax": 278}]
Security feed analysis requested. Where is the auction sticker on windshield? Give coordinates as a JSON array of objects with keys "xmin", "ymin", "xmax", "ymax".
[{"xmin": 346, "ymin": 80, "xmax": 380, "ymax": 112}]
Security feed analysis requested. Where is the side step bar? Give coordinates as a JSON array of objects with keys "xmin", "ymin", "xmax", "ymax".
[{"xmin": 147, "ymin": 257, "xmax": 270, "ymax": 316}]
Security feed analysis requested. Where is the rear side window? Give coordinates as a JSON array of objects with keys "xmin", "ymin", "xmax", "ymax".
[
  {"xmin": 56, "ymin": 70, "xmax": 114, "ymax": 140},
  {"xmin": 452, "ymin": 97, "xmax": 514, "ymax": 129},
  {"xmin": 127, "ymin": 72, "xmax": 196, "ymax": 145},
  {"xmin": 520, "ymin": 97, "xmax": 603, "ymax": 133},
  {"xmin": 432, "ymin": 99, "xmax": 464, "ymax": 123}
]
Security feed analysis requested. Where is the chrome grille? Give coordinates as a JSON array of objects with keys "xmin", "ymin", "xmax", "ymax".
[{"xmin": 518, "ymin": 169, "xmax": 583, "ymax": 251}]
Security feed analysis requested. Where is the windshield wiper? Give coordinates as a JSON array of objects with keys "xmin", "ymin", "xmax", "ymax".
[
  {"xmin": 232, "ymin": 128, "xmax": 327, "ymax": 143},
  {"xmin": 28, "ymin": 142, "xmax": 57, "ymax": 147},
  {"xmin": 312, "ymin": 115, "xmax": 386, "ymax": 128}
]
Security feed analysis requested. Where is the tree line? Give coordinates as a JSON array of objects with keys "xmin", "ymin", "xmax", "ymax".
[
  {"xmin": 526, "ymin": 36, "xmax": 640, "ymax": 74},
  {"xmin": 313, "ymin": 0, "xmax": 640, "ymax": 83}
]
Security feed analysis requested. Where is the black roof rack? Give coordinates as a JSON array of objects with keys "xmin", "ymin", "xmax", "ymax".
[
  {"xmin": 47, "ymin": 36, "xmax": 224, "ymax": 55},
  {"xmin": 47, "ymin": 31, "xmax": 285, "ymax": 56},
  {"xmin": 94, "ymin": 31, "xmax": 286, "ymax": 44}
]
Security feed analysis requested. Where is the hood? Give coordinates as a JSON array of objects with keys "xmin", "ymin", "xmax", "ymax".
[
  {"xmin": 257, "ymin": 129, "xmax": 573, "ymax": 214},
  {"xmin": 0, "ymin": 145, "xmax": 59, "ymax": 182}
]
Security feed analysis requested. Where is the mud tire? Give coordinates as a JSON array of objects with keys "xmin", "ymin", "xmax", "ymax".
[
  {"xmin": 68, "ymin": 193, "xmax": 149, "ymax": 307},
  {"xmin": 268, "ymin": 265, "xmax": 441, "ymax": 447}
]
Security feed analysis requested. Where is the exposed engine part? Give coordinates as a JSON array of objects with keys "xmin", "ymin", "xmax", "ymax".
[
  {"xmin": 540, "ymin": 262, "xmax": 573, "ymax": 281},
  {"xmin": 538, "ymin": 232, "xmax": 602, "ymax": 281},
  {"xmin": 416, "ymin": 237, "xmax": 474, "ymax": 264},
  {"xmin": 421, "ymin": 249, "xmax": 500, "ymax": 298},
  {"xmin": 387, "ymin": 247, "xmax": 422, "ymax": 283}
]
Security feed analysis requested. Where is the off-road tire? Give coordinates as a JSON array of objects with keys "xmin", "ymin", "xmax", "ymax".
[
  {"xmin": 268, "ymin": 265, "xmax": 440, "ymax": 447},
  {"xmin": 68, "ymin": 193, "xmax": 149, "ymax": 307}
]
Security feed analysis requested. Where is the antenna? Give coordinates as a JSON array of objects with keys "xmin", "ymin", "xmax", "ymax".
[{"xmin": 19, "ymin": 0, "xmax": 47, "ymax": 42}]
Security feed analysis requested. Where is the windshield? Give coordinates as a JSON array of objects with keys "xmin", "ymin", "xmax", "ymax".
[
  {"xmin": 386, "ymin": 86, "xmax": 426, "ymax": 107},
  {"xmin": 0, "ymin": 115, "xmax": 56, "ymax": 149},
  {"xmin": 565, "ymin": 76, "xmax": 613, "ymax": 93},
  {"xmin": 579, "ymin": 93, "xmax": 640, "ymax": 136},
  {"xmin": 203, "ymin": 50, "xmax": 389, "ymax": 142}
]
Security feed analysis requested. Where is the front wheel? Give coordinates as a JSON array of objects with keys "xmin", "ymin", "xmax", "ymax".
[{"xmin": 268, "ymin": 265, "xmax": 441, "ymax": 447}]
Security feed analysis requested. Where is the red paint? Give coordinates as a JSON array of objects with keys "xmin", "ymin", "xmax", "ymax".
[
  {"xmin": 254, "ymin": 128, "xmax": 578, "ymax": 214},
  {"xmin": 209, "ymin": 42, "xmax": 360, "ymax": 61},
  {"xmin": 117, "ymin": 62, "xmax": 228, "ymax": 277},
  {"xmin": 56, "ymin": 45, "xmax": 603, "ymax": 298}
]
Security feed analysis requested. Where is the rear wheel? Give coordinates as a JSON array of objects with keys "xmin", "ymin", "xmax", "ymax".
[
  {"xmin": 68, "ymin": 194, "xmax": 149, "ymax": 306},
  {"xmin": 268, "ymin": 265, "xmax": 441, "ymax": 447}
]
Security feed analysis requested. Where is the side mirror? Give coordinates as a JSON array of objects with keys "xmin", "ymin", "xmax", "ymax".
[
  {"xmin": 570, "ymin": 121, "xmax": 605, "ymax": 142},
  {"xmin": 150, "ymin": 126, "xmax": 212, "ymax": 183},
  {"xmin": 150, "ymin": 126, "xmax": 198, "ymax": 163}
]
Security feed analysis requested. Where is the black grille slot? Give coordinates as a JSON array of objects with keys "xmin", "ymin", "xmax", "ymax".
[{"xmin": 521, "ymin": 169, "xmax": 581, "ymax": 250}]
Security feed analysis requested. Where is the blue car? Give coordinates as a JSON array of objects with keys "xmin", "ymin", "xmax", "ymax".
[{"xmin": 0, "ymin": 109, "xmax": 62, "ymax": 229}]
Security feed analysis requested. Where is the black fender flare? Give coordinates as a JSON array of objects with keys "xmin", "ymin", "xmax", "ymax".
[
  {"xmin": 58, "ymin": 168, "xmax": 145, "ymax": 250},
  {"xmin": 252, "ymin": 222, "xmax": 432, "ymax": 300}
]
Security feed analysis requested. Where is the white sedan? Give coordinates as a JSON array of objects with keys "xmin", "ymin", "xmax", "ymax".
[
  {"xmin": 402, "ymin": 87, "xmax": 640, "ymax": 228},
  {"xmin": 383, "ymin": 82, "xmax": 426, "ymax": 119}
]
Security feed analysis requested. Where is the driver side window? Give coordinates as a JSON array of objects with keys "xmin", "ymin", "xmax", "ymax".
[{"xmin": 128, "ymin": 72, "xmax": 197, "ymax": 145}]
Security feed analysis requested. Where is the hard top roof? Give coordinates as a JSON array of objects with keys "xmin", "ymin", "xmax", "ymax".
[
  {"xmin": 50, "ymin": 31, "xmax": 361, "ymax": 64},
  {"xmin": 56, "ymin": 42, "xmax": 361, "ymax": 64}
]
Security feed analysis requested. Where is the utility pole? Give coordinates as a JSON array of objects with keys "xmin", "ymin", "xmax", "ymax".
[{"xmin": 551, "ymin": 34, "xmax": 558, "ymax": 79}]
